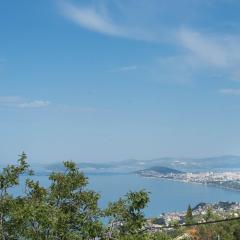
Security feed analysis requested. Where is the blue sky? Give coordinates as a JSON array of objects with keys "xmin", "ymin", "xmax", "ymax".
[{"xmin": 1, "ymin": 0, "xmax": 240, "ymax": 164}]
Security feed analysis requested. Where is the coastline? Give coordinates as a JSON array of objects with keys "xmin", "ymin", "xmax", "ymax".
[{"xmin": 137, "ymin": 173, "xmax": 240, "ymax": 193}]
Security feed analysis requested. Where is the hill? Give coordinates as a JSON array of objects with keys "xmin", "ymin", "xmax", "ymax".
[
  {"xmin": 41, "ymin": 155, "xmax": 240, "ymax": 174},
  {"xmin": 136, "ymin": 166, "xmax": 183, "ymax": 175}
]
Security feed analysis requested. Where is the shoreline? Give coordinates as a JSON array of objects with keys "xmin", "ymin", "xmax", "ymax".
[{"xmin": 137, "ymin": 174, "xmax": 240, "ymax": 193}]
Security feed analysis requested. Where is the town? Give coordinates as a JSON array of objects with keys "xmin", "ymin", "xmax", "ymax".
[
  {"xmin": 137, "ymin": 170, "xmax": 240, "ymax": 191},
  {"xmin": 147, "ymin": 201, "xmax": 240, "ymax": 229}
]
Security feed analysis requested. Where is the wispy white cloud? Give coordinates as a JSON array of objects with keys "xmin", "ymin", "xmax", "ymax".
[
  {"xmin": 58, "ymin": 1, "xmax": 158, "ymax": 41},
  {"xmin": 107, "ymin": 65, "xmax": 138, "ymax": 73},
  {"xmin": 60, "ymin": 2, "xmax": 126, "ymax": 37},
  {"xmin": 0, "ymin": 96, "xmax": 50, "ymax": 109},
  {"xmin": 19, "ymin": 100, "xmax": 50, "ymax": 108},
  {"xmin": 58, "ymin": 1, "xmax": 240, "ymax": 83},
  {"xmin": 178, "ymin": 29, "xmax": 229, "ymax": 67},
  {"xmin": 219, "ymin": 88, "xmax": 240, "ymax": 95},
  {"xmin": 0, "ymin": 96, "xmax": 109, "ymax": 113},
  {"xmin": 177, "ymin": 28, "xmax": 240, "ymax": 81}
]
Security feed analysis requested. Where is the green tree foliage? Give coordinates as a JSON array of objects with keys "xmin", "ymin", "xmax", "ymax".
[
  {"xmin": 185, "ymin": 205, "xmax": 193, "ymax": 225},
  {"xmin": 105, "ymin": 189, "xmax": 149, "ymax": 238},
  {"xmin": 0, "ymin": 155, "xmax": 105, "ymax": 239},
  {"xmin": 204, "ymin": 207, "xmax": 214, "ymax": 222},
  {"xmin": 0, "ymin": 152, "xmax": 30, "ymax": 239},
  {"xmin": 0, "ymin": 154, "xmax": 153, "ymax": 239},
  {"xmin": 47, "ymin": 161, "xmax": 103, "ymax": 239}
]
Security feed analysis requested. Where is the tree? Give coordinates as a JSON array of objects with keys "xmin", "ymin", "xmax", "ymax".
[
  {"xmin": 233, "ymin": 224, "xmax": 240, "ymax": 240},
  {"xmin": 48, "ymin": 161, "xmax": 103, "ymax": 239},
  {"xmin": 0, "ymin": 152, "xmax": 30, "ymax": 239},
  {"xmin": 12, "ymin": 179, "xmax": 56, "ymax": 239},
  {"xmin": 204, "ymin": 207, "xmax": 214, "ymax": 222},
  {"xmin": 185, "ymin": 205, "xmax": 193, "ymax": 225},
  {"xmin": 21, "ymin": 161, "xmax": 103, "ymax": 239},
  {"xmin": 105, "ymin": 190, "xmax": 150, "ymax": 238},
  {"xmin": 0, "ymin": 156, "xmax": 104, "ymax": 239}
]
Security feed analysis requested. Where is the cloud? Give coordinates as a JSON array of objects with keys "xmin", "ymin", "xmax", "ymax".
[
  {"xmin": 18, "ymin": 100, "xmax": 50, "ymax": 108},
  {"xmin": 177, "ymin": 28, "xmax": 240, "ymax": 80},
  {"xmin": 178, "ymin": 29, "xmax": 229, "ymax": 67},
  {"xmin": 219, "ymin": 88, "xmax": 240, "ymax": 95},
  {"xmin": 0, "ymin": 96, "xmax": 50, "ymax": 109},
  {"xmin": 60, "ymin": 2, "xmax": 126, "ymax": 37},
  {"xmin": 0, "ymin": 96, "xmax": 109, "ymax": 113},
  {"xmin": 58, "ymin": 1, "xmax": 158, "ymax": 41},
  {"xmin": 107, "ymin": 65, "xmax": 138, "ymax": 73},
  {"xmin": 58, "ymin": 0, "xmax": 232, "ymax": 43},
  {"xmin": 58, "ymin": 1, "xmax": 240, "ymax": 83}
]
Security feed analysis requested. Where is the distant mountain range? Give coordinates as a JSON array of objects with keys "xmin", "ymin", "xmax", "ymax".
[{"xmin": 41, "ymin": 155, "xmax": 240, "ymax": 174}]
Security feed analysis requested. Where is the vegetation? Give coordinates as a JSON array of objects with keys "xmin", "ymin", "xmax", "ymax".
[
  {"xmin": 185, "ymin": 205, "xmax": 194, "ymax": 225},
  {"xmin": 1, "ymin": 153, "xmax": 240, "ymax": 239}
]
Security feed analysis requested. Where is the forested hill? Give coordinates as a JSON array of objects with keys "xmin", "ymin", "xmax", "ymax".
[{"xmin": 136, "ymin": 166, "xmax": 183, "ymax": 175}]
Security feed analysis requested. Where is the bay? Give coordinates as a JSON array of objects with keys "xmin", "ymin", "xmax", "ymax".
[{"xmin": 15, "ymin": 173, "xmax": 240, "ymax": 217}]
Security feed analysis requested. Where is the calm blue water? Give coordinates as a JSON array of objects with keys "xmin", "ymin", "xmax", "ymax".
[{"xmin": 15, "ymin": 173, "xmax": 240, "ymax": 217}]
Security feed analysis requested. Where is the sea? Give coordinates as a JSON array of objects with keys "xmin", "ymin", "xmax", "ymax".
[{"xmin": 14, "ymin": 172, "xmax": 240, "ymax": 217}]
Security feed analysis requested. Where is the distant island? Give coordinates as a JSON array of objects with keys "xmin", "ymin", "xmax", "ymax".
[
  {"xmin": 40, "ymin": 156, "xmax": 240, "ymax": 191},
  {"xmin": 41, "ymin": 155, "xmax": 240, "ymax": 174},
  {"xmin": 136, "ymin": 166, "xmax": 183, "ymax": 175}
]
